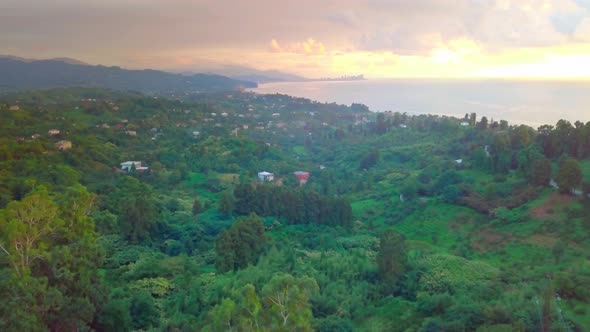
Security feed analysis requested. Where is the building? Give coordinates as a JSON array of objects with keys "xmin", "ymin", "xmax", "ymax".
[
  {"xmin": 9, "ymin": 105, "xmax": 20, "ymax": 111},
  {"xmin": 48, "ymin": 129, "xmax": 61, "ymax": 136},
  {"xmin": 258, "ymin": 171, "xmax": 274, "ymax": 182},
  {"xmin": 294, "ymin": 171, "xmax": 310, "ymax": 185},
  {"xmin": 55, "ymin": 140, "xmax": 73, "ymax": 151},
  {"xmin": 460, "ymin": 122, "xmax": 470, "ymax": 126},
  {"xmin": 121, "ymin": 161, "xmax": 142, "ymax": 172},
  {"xmin": 126, "ymin": 130, "xmax": 137, "ymax": 136}
]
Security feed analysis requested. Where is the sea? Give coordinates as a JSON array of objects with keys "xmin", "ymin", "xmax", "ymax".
[{"xmin": 250, "ymin": 79, "xmax": 590, "ymax": 127}]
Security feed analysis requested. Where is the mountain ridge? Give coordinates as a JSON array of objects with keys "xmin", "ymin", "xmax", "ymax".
[{"xmin": 0, "ymin": 56, "xmax": 255, "ymax": 94}]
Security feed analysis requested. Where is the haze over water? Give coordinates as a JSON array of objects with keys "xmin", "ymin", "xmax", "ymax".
[{"xmin": 253, "ymin": 79, "xmax": 590, "ymax": 127}]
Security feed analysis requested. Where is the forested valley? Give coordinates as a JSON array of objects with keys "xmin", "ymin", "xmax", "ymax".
[{"xmin": 1, "ymin": 88, "xmax": 590, "ymax": 331}]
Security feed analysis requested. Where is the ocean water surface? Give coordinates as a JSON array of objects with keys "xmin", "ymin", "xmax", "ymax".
[{"xmin": 251, "ymin": 79, "xmax": 590, "ymax": 127}]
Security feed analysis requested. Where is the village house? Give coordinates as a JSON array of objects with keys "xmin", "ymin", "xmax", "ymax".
[
  {"xmin": 258, "ymin": 171, "xmax": 274, "ymax": 182},
  {"xmin": 48, "ymin": 129, "xmax": 61, "ymax": 136},
  {"xmin": 9, "ymin": 105, "xmax": 20, "ymax": 111},
  {"xmin": 31, "ymin": 134, "xmax": 41, "ymax": 139},
  {"xmin": 126, "ymin": 130, "xmax": 137, "ymax": 136},
  {"xmin": 120, "ymin": 161, "xmax": 149, "ymax": 172},
  {"xmin": 55, "ymin": 140, "xmax": 73, "ymax": 151}
]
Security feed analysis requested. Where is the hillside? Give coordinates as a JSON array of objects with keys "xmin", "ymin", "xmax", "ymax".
[
  {"xmin": 0, "ymin": 57, "xmax": 256, "ymax": 94},
  {"xmin": 0, "ymin": 88, "xmax": 589, "ymax": 331}
]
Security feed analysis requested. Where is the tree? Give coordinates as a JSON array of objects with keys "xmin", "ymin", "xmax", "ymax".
[
  {"xmin": 261, "ymin": 273, "xmax": 318, "ymax": 331},
  {"xmin": 556, "ymin": 158, "xmax": 582, "ymax": 194},
  {"xmin": 0, "ymin": 186, "xmax": 63, "ymax": 277},
  {"xmin": 0, "ymin": 185, "xmax": 104, "ymax": 331},
  {"xmin": 469, "ymin": 113, "xmax": 477, "ymax": 126},
  {"xmin": 215, "ymin": 214, "xmax": 268, "ymax": 272},
  {"xmin": 360, "ymin": 148, "xmax": 379, "ymax": 170},
  {"xmin": 98, "ymin": 299, "xmax": 132, "ymax": 332},
  {"xmin": 236, "ymin": 284, "xmax": 263, "ymax": 331},
  {"xmin": 219, "ymin": 189, "xmax": 235, "ymax": 215},
  {"xmin": 112, "ymin": 177, "xmax": 160, "ymax": 243},
  {"xmin": 512, "ymin": 125, "xmax": 533, "ymax": 148},
  {"xmin": 376, "ymin": 229, "xmax": 407, "ymax": 294},
  {"xmin": 206, "ymin": 298, "xmax": 237, "ymax": 332},
  {"xmin": 375, "ymin": 112, "xmax": 388, "ymax": 134},
  {"xmin": 130, "ymin": 291, "xmax": 160, "ymax": 329},
  {"xmin": 530, "ymin": 158, "xmax": 552, "ymax": 186},
  {"xmin": 477, "ymin": 116, "xmax": 488, "ymax": 130},
  {"xmin": 192, "ymin": 197, "xmax": 202, "ymax": 216}
]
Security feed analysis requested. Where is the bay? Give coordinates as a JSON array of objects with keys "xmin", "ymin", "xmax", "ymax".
[{"xmin": 251, "ymin": 79, "xmax": 590, "ymax": 127}]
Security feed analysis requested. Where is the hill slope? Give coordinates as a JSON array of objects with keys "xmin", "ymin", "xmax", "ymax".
[{"xmin": 0, "ymin": 57, "xmax": 256, "ymax": 94}]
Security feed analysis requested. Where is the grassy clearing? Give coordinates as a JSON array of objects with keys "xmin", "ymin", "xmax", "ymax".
[{"xmin": 393, "ymin": 203, "xmax": 476, "ymax": 252}]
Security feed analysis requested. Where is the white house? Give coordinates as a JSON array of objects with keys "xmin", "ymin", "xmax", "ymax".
[
  {"xmin": 9, "ymin": 105, "xmax": 20, "ymax": 111},
  {"xmin": 460, "ymin": 122, "xmax": 470, "ymax": 126},
  {"xmin": 121, "ymin": 161, "xmax": 142, "ymax": 171},
  {"xmin": 258, "ymin": 171, "xmax": 274, "ymax": 182},
  {"xmin": 48, "ymin": 129, "xmax": 61, "ymax": 136}
]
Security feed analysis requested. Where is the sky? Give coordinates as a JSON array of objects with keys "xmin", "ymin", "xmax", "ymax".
[{"xmin": 1, "ymin": 0, "xmax": 590, "ymax": 79}]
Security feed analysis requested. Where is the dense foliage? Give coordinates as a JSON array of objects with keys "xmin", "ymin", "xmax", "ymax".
[{"xmin": 1, "ymin": 88, "xmax": 590, "ymax": 331}]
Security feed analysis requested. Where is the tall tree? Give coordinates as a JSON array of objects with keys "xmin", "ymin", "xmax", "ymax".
[
  {"xmin": 0, "ymin": 186, "xmax": 62, "ymax": 277},
  {"xmin": 556, "ymin": 158, "xmax": 582, "ymax": 194},
  {"xmin": 261, "ymin": 273, "xmax": 318, "ymax": 331},
  {"xmin": 112, "ymin": 177, "xmax": 160, "ymax": 243},
  {"xmin": 377, "ymin": 229, "xmax": 408, "ymax": 294},
  {"xmin": 530, "ymin": 158, "xmax": 552, "ymax": 186},
  {"xmin": 215, "ymin": 214, "xmax": 268, "ymax": 272}
]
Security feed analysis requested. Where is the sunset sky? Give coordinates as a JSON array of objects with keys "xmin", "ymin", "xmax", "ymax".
[{"xmin": 1, "ymin": 0, "xmax": 590, "ymax": 79}]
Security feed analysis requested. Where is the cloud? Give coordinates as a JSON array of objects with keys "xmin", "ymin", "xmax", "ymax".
[
  {"xmin": 574, "ymin": 17, "xmax": 590, "ymax": 41},
  {"xmin": 269, "ymin": 38, "xmax": 326, "ymax": 55},
  {"xmin": 1, "ymin": 0, "xmax": 590, "ymax": 77}
]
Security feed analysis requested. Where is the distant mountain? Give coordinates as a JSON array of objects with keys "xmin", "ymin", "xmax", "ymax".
[
  {"xmin": 181, "ymin": 65, "xmax": 307, "ymax": 83},
  {"xmin": 0, "ymin": 57, "xmax": 256, "ymax": 94},
  {"xmin": 47, "ymin": 57, "xmax": 89, "ymax": 66},
  {"xmin": 0, "ymin": 55, "xmax": 88, "ymax": 65}
]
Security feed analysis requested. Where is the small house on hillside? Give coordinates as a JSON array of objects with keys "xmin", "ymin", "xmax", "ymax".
[
  {"xmin": 294, "ymin": 171, "xmax": 310, "ymax": 185},
  {"xmin": 55, "ymin": 140, "xmax": 73, "ymax": 151},
  {"xmin": 9, "ymin": 105, "xmax": 20, "ymax": 111},
  {"xmin": 120, "ymin": 161, "xmax": 148, "ymax": 172},
  {"xmin": 126, "ymin": 130, "xmax": 137, "ymax": 136},
  {"xmin": 48, "ymin": 129, "xmax": 61, "ymax": 136},
  {"xmin": 258, "ymin": 171, "xmax": 274, "ymax": 182}
]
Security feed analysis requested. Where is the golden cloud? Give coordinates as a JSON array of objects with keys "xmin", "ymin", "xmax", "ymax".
[{"xmin": 269, "ymin": 38, "xmax": 326, "ymax": 55}]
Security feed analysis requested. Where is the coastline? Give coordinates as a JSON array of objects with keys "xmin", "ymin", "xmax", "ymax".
[{"xmin": 249, "ymin": 79, "xmax": 590, "ymax": 128}]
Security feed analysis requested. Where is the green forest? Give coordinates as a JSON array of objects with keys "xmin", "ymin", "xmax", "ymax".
[{"xmin": 1, "ymin": 87, "xmax": 590, "ymax": 331}]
